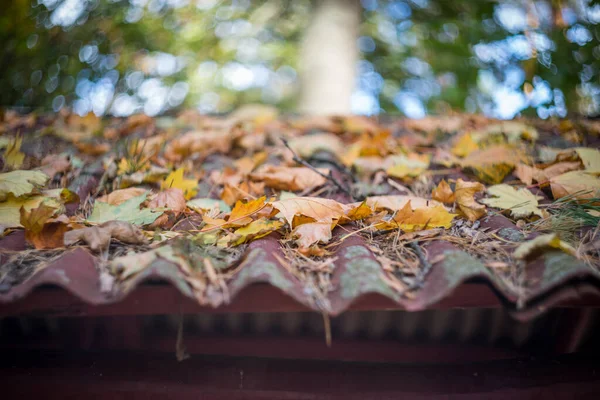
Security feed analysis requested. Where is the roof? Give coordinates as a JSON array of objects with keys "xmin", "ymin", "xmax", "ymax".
[{"xmin": 1, "ymin": 110, "xmax": 599, "ymax": 319}]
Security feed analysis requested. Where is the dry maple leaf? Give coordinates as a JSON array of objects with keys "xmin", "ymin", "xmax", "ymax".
[
  {"xmin": 64, "ymin": 220, "xmax": 148, "ymax": 253},
  {"xmin": 480, "ymin": 184, "xmax": 543, "ymax": 218},
  {"xmin": 20, "ymin": 202, "xmax": 70, "ymax": 249},
  {"xmin": 549, "ymin": 171, "xmax": 600, "ymax": 201},
  {"xmin": 270, "ymin": 197, "xmax": 349, "ymax": 228},
  {"xmin": 375, "ymin": 201, "xmax": 457, "ymax": 232},
  {"xmin": 514, "ymin": 162, "xmax": 581, "ymax": 186},
  {"xmin": 431, "ymin": 180, "xmax": 455, "ymax": 204},
  {"xmin": 250, "ymin": 165, "xmax": 328, "ymax": 191},
  {"xmin": 0, "ymin": 170, "xmax": 49, "ymax": 201},
  {"xmin": 293, "ymin": 222, "xmax": 333, "ymax": 248},
  {"xmin": 147, "ymin": 188, "xmax": 187, "ymax": 229},
  {"xmin": 201, "ymin": 196, "xmax": 267, "ymax": 232},
  {"xmin": 454, "ymin": 179, "xmax": 486, "ymax": 221},
  {"xmin": 218, "ymin": 218, "xmax": 283, "ymax": 247}
]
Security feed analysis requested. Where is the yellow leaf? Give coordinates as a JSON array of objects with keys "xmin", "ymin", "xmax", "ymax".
[
  {"xmin": 0, "ymin": 195, "xmax": 62, "ymax": 228},
  {"xmin": 219, "ymin": 219, "xmax": 283, "ymax": 246},
  {"xmin": 451, "ymin": 133, "xmax": 479, "ymax": 157},
  {"xmin": 0, "ymin": 170, "xmax": 49, "ymax": 201},
  {"xmin": 201, "ymin": 196, "xmax": 267, "ymax": 232},
  {"xmin": 574, "ymin": 147, "xmax": 600, "ymax": 174},
  {"xmin": 514, "ymin": 233, "xmax": 576, "ymax": 260},
  {"xmin": 376, "ymin": 202, "xmax": 456, "ymax": 232},
  {"xmin": 345, "ymin": 201, "xmax": 373, "ymax": 221},
  {"xmin": 386, "ymin": 153, "xmax": 431, "ymax": 179},
  {"xmin": 460, "ymin": 145, "xmax": 526, "ymax": 184},
  {"xmin": 161, "ymin": 168, "xmax": 198, "ymax": 200},
  {"xmin": 20, "ymin": 202, "xmax": 68, "ymax": 249},
  {"xmin": 3, "ymin": 135, "xmax": 25, "ymax": 169},
  {"xmin": 549, "ymin": 171, "xmax": 600, "ymax": 201},
  {"xmin": 454, "ymin": 179, "xmax": 486, "ymax": 221},
  {"xmin": 480, "ymin": 184, "xmax": 543, "ymax": 218}
]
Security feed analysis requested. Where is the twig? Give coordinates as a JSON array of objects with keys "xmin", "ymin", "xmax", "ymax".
[
  {"xmin": 308, "ymin": 154, "xmax": 356, "ymax": 183},
  {"xmin": 406, "ymin": 241, "xmax": 433, "ymax": 290},
  {"xmin": 281, "ymin": 138, "xmax": 354, "ymax": 200}
]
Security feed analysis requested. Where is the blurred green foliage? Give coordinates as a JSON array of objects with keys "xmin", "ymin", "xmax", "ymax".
[{"xmin": 1, "ymin": 0, "xmax": 599, "ymax": 118}]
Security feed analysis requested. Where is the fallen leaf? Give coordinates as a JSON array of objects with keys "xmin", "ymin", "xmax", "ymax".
[
  {"xmin": 376, "ymin": 202, "xmax": 457, "ymax": 231},
  {"xmin": 2, "ymin": 135, "xmax": 25, "ymax": 169},
  {"xmin": 20, "ymin": 202, "xmax": 69, "ymax": 249},
  {"xmin": 293, "ymin": 222, "xmax": 332, "ymax": 248},
  {"xmin": 87, "ymin": 193, "xmax": 163, "ymax": 226},
  {"xmin": 0, "ymin": 194, "xmax": 63, "ymax": 228},
  {"xmin": 219, "ymin": 219, "xmax": 283, "ymax": 246},
  {"xmin": 386, "ymin": 153, "xmax": 431, "ymax": 179},
  {"xmin": 514, "ymin": 233, "xmax": 576, "ymax": 260},
  {"xmin": 97, "ymin": 187, "xmax": 148, "ymax": 205},
  {"xmin": 451, "ymin": 133, "xmax": 479, "ymax": 157},
  {"xmin": 147, "ymin": 188, "xmax": 187, "ymax": 228},
  {"xmin": 64, "ymin": 220, "xmax": 147, "ymax": 253},
  {"xmin": 288, "ymin": 133, "xmax": 344, "ymax": 158},
  {"xmin": 40, "ymin": 154, "xmax": 71, "ymax": 179},
  {"xmin": 431, "ymin": 180, "xmax": 455, "ymax": 204},
  {"xmin": 0, "ymin": 170, "xmax": 49, "ymax": 201},
  {"xmin": 187, "ymin": 198, "xmax": 231, "ymax": 213},
  {"xmin": 515, "ymin": 162, "xmax": 581, "ymax": 185},
  {"xmin": 484, "ymin": 121, "xmax": 538, "ymax": 142},
  {"xmin": 164, "ymin": 130, "xmax": 232, "ymax": 162},
  {"xmin": 161, "ymin": 168, "xmax": 198, "ymax": 200},
  {"xmin": 574, "ymin": 147, "xmax": 600, "ymax": 174},
  {"xmin": 250, "ymin": 165, "xmax": 328, "ymax": 191},
  {"xmin": 480, "ymin": 184, "xmax": 543, "ymax": 218},
  {"xmin": 460, "ymin": 145, "xmax": 526, "ymax": 184},
  {"xmin": 366, "ymin": 195, "xmax": 440, "ymax": 211},
  {"xmin": 271, "ymin": 197, "xmax": 348, "ymax": 228},
  {"xmin": 201, "ymin": 196, "xmax": 267, "ymax": 231},
  {"xmin": 549, "ymin": 171, "xmax": 600, "ymax": 201},
  {"xmin": 454, "ymin": 179, "xmax": 486, "ymax": 221}
]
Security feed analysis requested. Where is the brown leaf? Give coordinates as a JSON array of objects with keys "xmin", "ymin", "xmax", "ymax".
[
  {"xmin": 293, "ymin": 222, "xmax": 332, "ymax": 248},
  {"xmin": 97, "ymin": 187, "xmax": 148, "ymax": 205},
  {"xmin": 431, "ymin": 180, "xmax": 455, "ymax": 204},
  {"xmin": 270, "ymin": 197, "xmax": 348, "ymax": 228},
  {"xmin": 64, "ymin": 220, "xmax": 147, "ymax": 253},
  {"xmin": 164, "ymin": 130, "xmax": 233, "ymax": 162},
  {"xmin": 549, "ymin": 171, "xmax": 600, "ymax": 202},
  {"xmin": 454, "ymin": 179, "xmax": 486, "ymax": 221},
  {"xmin": 20, "ymin": 203, "xmax": 69, "ymax": 249},
  {"xmin": 147, "ymin": 188, "xmax": 187, "ymax": 229},
  {"xmin": 40, "ymin": 154, "xmax": 71, "ymax": 179},
  {"xmin": 250, "ymin": 165, "xmax": 328, "ymax": 191}
]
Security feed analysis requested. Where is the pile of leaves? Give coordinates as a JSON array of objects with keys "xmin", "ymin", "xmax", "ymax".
[{"xmin": 1, "ymin": 108, "xmax": 599, "ymax": 304}]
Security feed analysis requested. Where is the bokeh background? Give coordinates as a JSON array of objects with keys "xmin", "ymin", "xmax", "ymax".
[{"xmin": 1, "ymin": 0, "xmax": 599, "ymax": 118}]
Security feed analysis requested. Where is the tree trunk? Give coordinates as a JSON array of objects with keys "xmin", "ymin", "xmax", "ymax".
[{"xmin": 298, "ymin": 0, "xmax": 360, "ymax": 115}]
